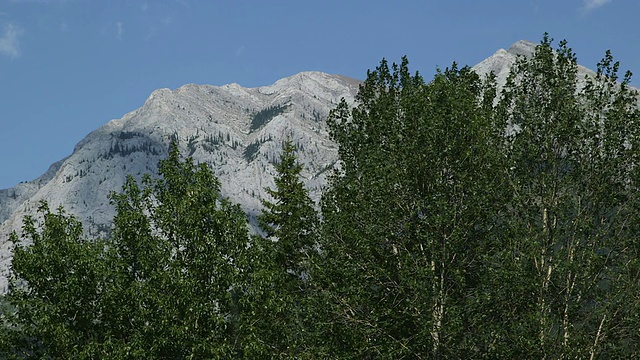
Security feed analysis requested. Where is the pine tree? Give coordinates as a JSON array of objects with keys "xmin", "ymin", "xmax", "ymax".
[
  {"xmin": 246, "ymin": 140, "xmax": 319, "ymax": 358},
  {"xmin": 259, "ymin": 140, "xmax": 317, "ymax": 276}
]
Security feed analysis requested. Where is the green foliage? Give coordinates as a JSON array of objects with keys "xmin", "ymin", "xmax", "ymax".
[
  {"xmin": 319, "ymin": 56, "xmax": 502, "ymax": 358},
  {"xmin": 101, "ymin": 132, "xmax": 163, "ymax": 159},
  {"xmin": 317, "ymin": 37, "xmax": 640, "ymax": 358},
  {"xmin": 186, "ymin": 134, "xmax": 198, "ymax": 156},
  {"xmin": 259, "ymin": 140, "xmax": 318, "ymax": 273},
  {"xmin": 481, "ymin": 34, "xmax": 640, "ymax": 358},
  {"xmin": 117, "ymin": 131, "xmax": 143, "ymax": 140},
  {"xmin": 168, "ymin": 131, "xmax": 179, "ymax": 144},
  {"xmin": 201, "ymin": 131, "xmax": 236, "ymax": 152},
  {"xmin": 3, "ymin": 36, "xmax": 640, "ymax": 359},
  {"xmin": 2, "ymin": 143, "xmax": 252, "ymax": 358},
  {"xmin": 243, "ymin": 140, "xmax": 261, "ymax": 161},
  {"xmin": 250, "ymin": 104, "xmax": 290, "ymax": 131},
  {"xmin": 246, "ymin": 140, "xmax": 319, "ymax": 358},
  {"xmin": 3, "ymin": 202, "xmax": 105, "ymax": 358},
  {"xmin": 243, "ymin": 135, "xmax": 273, "ymax": 162}
]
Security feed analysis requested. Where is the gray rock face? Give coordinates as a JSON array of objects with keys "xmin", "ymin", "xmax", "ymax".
[{"xmin": 0, "ymin": 71, "xmax": 360, "ymax": 292}]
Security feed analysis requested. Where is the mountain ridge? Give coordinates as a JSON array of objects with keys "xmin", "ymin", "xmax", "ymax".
[{"xmin": 0, "ymin": 70, "xmax": 360, "ymax": 291}]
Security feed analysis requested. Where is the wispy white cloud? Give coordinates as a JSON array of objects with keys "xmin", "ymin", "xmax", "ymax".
[
  {"xmin": 139, "ymin": 1, "xmax": 186, "ymax": 41},
  {"xmin": 583, "ymin": 0, "xmax": 612, "ymax": 11},
  {"xmin": 0, "ymin": 23, "xmax": 23, "ymax": 58},
  {"xmin": 116, "ymin": 21, "xmax": 124, "ymax": 39}
]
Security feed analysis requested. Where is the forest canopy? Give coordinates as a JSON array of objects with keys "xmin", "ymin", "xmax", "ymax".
[{"xmin": 1, "ymin": 35, "xmax": 640, "ymax": 359}]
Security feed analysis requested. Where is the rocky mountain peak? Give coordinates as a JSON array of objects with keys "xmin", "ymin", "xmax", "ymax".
[{"xmin": 507, "ymin": 40, "xmax": 538, "ymax": 57}]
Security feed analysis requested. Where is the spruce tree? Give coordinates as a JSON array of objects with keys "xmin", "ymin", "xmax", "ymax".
[
  {"xmin": 259, "ymin": 140, "xmax": 317, "ymax": 276},
  {"xmin": 247, "ymin": 140, "xmax": 318, "ymax": 358}
]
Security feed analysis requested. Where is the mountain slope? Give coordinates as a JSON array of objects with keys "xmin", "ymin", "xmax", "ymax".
[{"xmin": 0, "ymin": 71, "xmax": 360, "ymax": 291}]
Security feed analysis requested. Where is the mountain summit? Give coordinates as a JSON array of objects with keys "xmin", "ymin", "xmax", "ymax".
[{"xmin": 471, "ymin": 39, "xmax": 606, "ymax": 91}]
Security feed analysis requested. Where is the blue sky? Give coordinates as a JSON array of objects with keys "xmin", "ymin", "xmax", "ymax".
[{"xmin": 0, "ymin": 0, "xmax": 638, "ymax": 189}]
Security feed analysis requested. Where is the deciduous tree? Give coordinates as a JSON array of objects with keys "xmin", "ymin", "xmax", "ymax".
[{"xmin": 318, "ymin": 57, "xmax": 502, "ymax": 358}]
